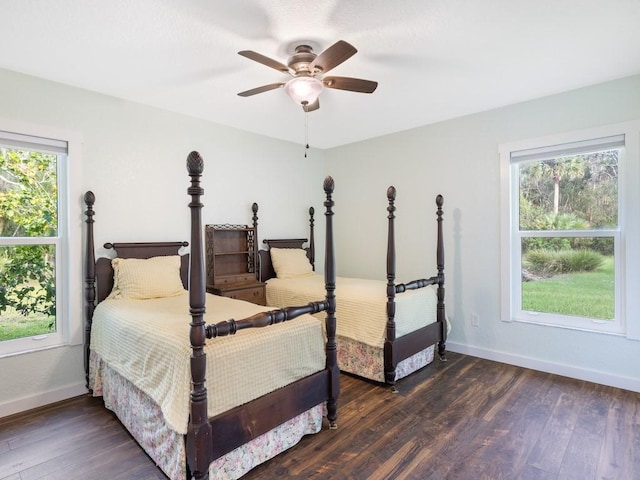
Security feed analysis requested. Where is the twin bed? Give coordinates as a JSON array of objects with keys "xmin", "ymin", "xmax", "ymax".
[
  {"xmin": 84, "ymin": 152, "xmax": 338, "ymax": 480},
  {"xmin": 258, "ymin": 187, "xmax": 447, "ymax": 387}
]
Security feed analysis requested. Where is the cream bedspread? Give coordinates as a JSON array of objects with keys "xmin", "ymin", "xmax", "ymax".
[
  {"xmin": 89, "ymin": 292, "xmax": 325, "ymax": 435},
  {"xmin": 266, "ymin": 274, "xmax": 437, "ymax": 348}
]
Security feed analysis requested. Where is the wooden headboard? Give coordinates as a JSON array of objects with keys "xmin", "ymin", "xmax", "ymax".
[
  {"xmin": 94, "ymin": 242, "xmax": 189, "ymax": 303},
  {"xmin": 259, "ymin": 238, "xmax": 310, "ymax": 282},
  {"xmin": 258, "ymin": 206, "xmax": 316, "ymax": 282}
]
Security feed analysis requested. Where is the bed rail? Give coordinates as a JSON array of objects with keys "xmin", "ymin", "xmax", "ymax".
[{"xmin": 205, "ymin": 301, "xmax": 329, "ymax": 338}]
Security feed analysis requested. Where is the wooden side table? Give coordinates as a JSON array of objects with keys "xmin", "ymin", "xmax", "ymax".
[{"xmin": 207, "ymin": 282, "xmax": 266, "ymax": 306}]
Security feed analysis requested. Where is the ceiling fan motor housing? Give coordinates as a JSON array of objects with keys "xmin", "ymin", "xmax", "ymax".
[{"xmin": 288, "ymin": 45, "xmax": 318, "ymax": 75}]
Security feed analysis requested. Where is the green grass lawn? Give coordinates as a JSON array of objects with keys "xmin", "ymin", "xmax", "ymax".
[
  {"xmin": 522, "ymin": 256, "xmax": 614, "ymax": 319},
  {"xmin": 0, "ymin": 308, "xmax": 55, "ymax": 341}
]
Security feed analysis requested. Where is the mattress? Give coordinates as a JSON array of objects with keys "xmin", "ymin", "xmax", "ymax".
[{"xmin": 266, "ymin": 273, "xmax": 438, "ymax": 348}]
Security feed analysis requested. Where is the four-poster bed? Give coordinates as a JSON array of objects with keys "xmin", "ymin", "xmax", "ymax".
[
  {"xmin": 83, "ymin": 151, "xmax": 338, "ymax": 480},
  {"xmin": 258, "ymin": 187, "xmax": 446, "ymax": 388}
]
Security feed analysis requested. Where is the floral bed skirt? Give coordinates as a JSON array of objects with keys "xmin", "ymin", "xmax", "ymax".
[
  {"xmin": 89, "ymin": 351, "xmax": 324, "ymax": 480},
  {"xmin": 337, "ymin": 335, "xmax": 435, "ymax": 383}
]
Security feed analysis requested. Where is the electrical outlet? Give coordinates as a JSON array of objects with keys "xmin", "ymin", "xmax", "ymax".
[{"xmin": 471, "ymin": 313, "xmax": 480, "ymax": 327}]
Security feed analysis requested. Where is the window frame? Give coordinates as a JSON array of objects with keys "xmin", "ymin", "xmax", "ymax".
[
  {"xmin": 500, "ymin": 121, "xmax": 640, "ymax": 338},
  {"xmin": 0, "ymin": 118, "xmax": 83, "ymax": 357}
]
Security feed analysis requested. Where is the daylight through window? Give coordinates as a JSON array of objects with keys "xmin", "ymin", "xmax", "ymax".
[
  {"xmin": 502, "ymin": 133, "xmax": 625, "ymax": 334},
  {"xmin": 0, "ymin": 131, "xmax": 67, "ymax": 354}
]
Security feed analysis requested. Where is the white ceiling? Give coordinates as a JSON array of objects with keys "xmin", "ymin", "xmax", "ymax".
[{"xmin": 1, "ymin": 0, "xmax": 640, "ymax": 149}]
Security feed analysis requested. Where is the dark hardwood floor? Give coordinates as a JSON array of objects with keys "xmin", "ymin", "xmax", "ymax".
[{"xmin": 1, "ymin": 352, "xmax": 638, "ymax": 479}]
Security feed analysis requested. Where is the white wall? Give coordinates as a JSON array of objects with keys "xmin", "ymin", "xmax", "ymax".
[
  {"xmin": 0, "ymin": 68, "xmax": 327, "ymax": 417},
  {"xmin": 326, "ymin": 74, "xmax": 640, "ymax": 392}
]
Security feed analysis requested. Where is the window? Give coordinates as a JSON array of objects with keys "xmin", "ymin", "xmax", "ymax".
[
  {"xmin": 500, "ymin": 122, "xmax": 640, "ymax": 336},
  {"xmin": 0, "ymin": 122, "xmax": 82, "ymax": 356}
]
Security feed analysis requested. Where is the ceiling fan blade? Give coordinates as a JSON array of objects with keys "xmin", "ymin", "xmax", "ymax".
[
  {"xmin": 303, "ymin": 99, "xmax": 320, "ymax": 112},
  {"xmin": 237, "ymin": 83, "xmax": 285, "ymax": 97},
  {"xmin": 323, "ymin": 76, "xmax": 378, "ymax": 93},
  {"xmin": 308, "ymin": 40, "xmax": 357, "ymax": 74},
  {"xmin": 238, "ymin": 50, "xmax": 291, "ymax": 74}
]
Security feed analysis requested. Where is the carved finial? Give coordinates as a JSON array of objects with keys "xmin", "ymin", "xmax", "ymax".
[
  {"xmin": 436, "ymin": 194, "xmax": 443, "ymax": 207},
  {"xmin": 252, "ymin": 202, "xmax": 259, "ymax": 231},
  {"xmin": 387, "ymin": 186, "xmax": 396, "ymax": 201},
  {"xmin": 387, "ymin": 185, "xmax": 396, "ymax": 217},
  {"xmin": 309, "ymin": 206, "xmax": 315, "ymax": 216},
  {"xmin": 84, "ymin": 191, "xmax": 95, "ymax": 206},
  {"xmin": 323, "ymin": 176, "xmax": 334, "ymax": 194},
  {"xmin": 186, "ymin": 151, "xmax": 204, "ymax": 175}
]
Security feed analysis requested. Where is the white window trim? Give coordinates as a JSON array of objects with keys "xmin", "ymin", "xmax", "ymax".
[
  {"xmin": 0, "ymin": 117, "xmax": 83, "ymax": 357},
  {"xmin": 499, "ymin": 120, "xmax": 640, "ymax": 339}
]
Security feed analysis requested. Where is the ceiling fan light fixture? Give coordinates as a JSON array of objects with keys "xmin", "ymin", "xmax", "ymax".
[{"xmin": 284, "ymin": 76, "xmax": 323, "ymax": 106}]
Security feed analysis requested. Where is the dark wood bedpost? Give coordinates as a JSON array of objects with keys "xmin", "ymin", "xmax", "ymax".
[
  {"xmin": 309, "ymin": 206, "xmax": 315, "ymax": 270},
  {"xmin": 323, "ymin": 177, "xmax": 339, "ymax": 429},
  {"xmin": 83, "ymin": 191, "xmax": 96, "ymax": 389},
  {"xmin": 252, "ymin": 202, "xmax": 259, "ymax": 280},
  {"xmin": 185, "ymin": 151, "xmax": 212, "ymax": 480},
  {"xmin": 384, "ymin": 186, "xmax": 398, "ymax": 387},
  {"xmin": 435, "ymin": 194, "xmax": 447, "ymax": 361}
]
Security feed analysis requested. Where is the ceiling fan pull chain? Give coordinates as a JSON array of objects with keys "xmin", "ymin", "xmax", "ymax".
[{"xmin": 304, "ymin": 109, "xmax": 310, "ymax": 158}]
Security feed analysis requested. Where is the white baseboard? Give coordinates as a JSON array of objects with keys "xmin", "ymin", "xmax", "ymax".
[
  {"xmin": 0, "ymin": 382, "xmax": 88, "ymax": 419},
  {"xmin": 447, "ymin": 341, "xmax": 640, "ymax": 393}
]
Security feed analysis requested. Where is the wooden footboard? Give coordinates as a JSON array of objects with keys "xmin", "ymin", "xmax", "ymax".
[{"xmin": 210, "ymin": 369, "xmax": 332, "ymax": 459}]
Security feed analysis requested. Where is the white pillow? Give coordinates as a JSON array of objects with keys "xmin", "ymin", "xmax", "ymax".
[
  {"xmin": 270, "ymin": 248, "xmax": 314, "ymax": 279},
  {"xmin": 108, "ymin": 255, "xmax": 185, "ymax": 299}
]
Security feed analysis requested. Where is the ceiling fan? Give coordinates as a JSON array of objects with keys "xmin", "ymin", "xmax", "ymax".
[{"xmin": 237, "ymin": 40, "xmax": 378, "ymax": 112}]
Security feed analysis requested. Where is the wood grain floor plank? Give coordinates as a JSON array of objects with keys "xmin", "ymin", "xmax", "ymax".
[
  {"xmin": 0, "ymin": 396, "xmax": 95, "ymax": 444},
  {"xmin": 0, "ymin": 414, "xmax": 114, "ymax": 479},
  {"xmin": 557, "ymin": 383, "xmax": 610, "ymax": 480},
  {"xmin": 517, "ymin": 464, "xmax": 559, "ymax": 480},
  {"xmin": 632, "ymin": 392, "xmax": 640, "ymax": 476},
  {"xmin": 480, "ymin": 370, "xmax": 570, "ymax": 478},
  {"xmin": 19, "ymin": 424, "xmax": 141, "ymax": 480},
  {"xmin": 525, "ymin": 385, "xmax": 584, "ymax": 475},
  {"xmin": 596, "ymin": 390, "xmax": 639, "ymax": 480},
  {"xmin": 406, "ymin": 361, "xmax": 529, "ymax": 478}
]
